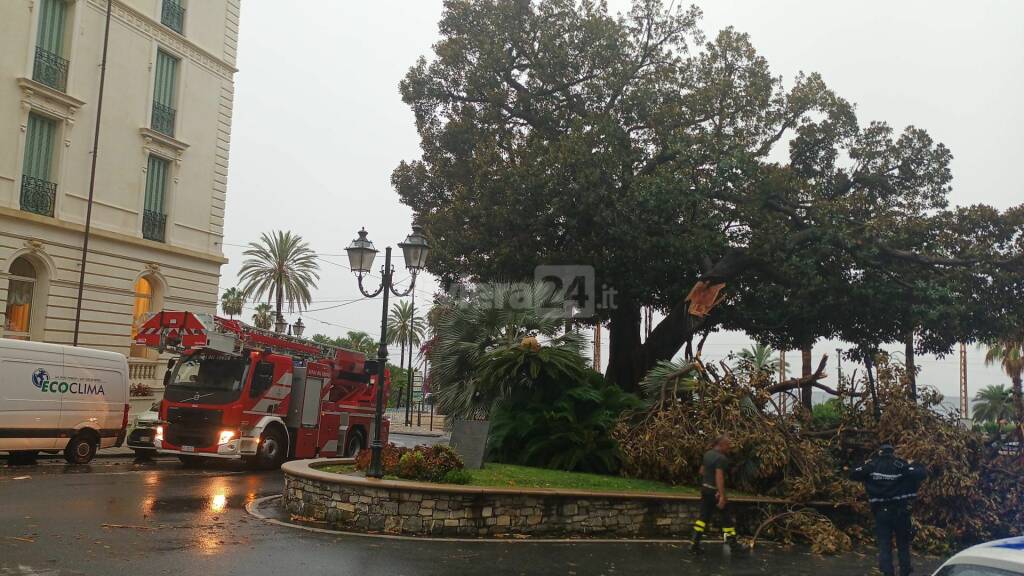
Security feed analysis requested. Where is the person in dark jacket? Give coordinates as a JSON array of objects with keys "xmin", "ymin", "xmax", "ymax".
[
  {"xmin": 850, "ymin": 443, "xmax": 927, "ymax": 576},
  {"xmin": 691, "ymin": 434, "xmax": 736, "ymax": 553}
]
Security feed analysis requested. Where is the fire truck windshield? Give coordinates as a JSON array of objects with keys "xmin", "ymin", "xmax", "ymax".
[{"xmin": 164, "ymin": 354, "xmax": 248, "ymax": 404}]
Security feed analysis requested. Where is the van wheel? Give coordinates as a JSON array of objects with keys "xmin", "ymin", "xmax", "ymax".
[
  {"xmin": 64, "ymin": 434, "xmax": 98, "ymax": 464},
  {"xmin": 254, "ymin": 427, "xmax": 287, "ymax": 470},
  {"xmin": 344, "ymin": 430, "xmax": 365, "ymax": 458}
]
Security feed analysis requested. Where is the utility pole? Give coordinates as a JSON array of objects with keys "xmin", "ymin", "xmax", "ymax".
[
  {"xmin": 72, "ymin": 0, "xmax": 112, "ymax": 346},
  {"xmin": 778, "ymin": 349, "xmax": 787, "ymax": 413},
  {"xmin": 836, "ymin": 348, "xmax": 843, "ymax": 388},
  {"xmin": 593, "ymin": 324, "xmax": 601, "ymax": 371},
  {"xmin": 960, "ymin": 342, "xmax": 968, "ymax": 419}
]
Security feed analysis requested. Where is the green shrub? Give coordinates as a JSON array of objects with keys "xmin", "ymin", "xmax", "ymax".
[
  {"xmin": 811, "ymin": 398, "xmax": 844, "ymax": 430},
  {"xmin": 442, "ymin": 469, "xmax": 473, "ymax": 485},
  {"xmin": 398, "ymin": 451, "xmax": 428, "ymax": 480},
  {"xmin": 354, "ymin": 443, "xmax": 409, "ymax": 476},
  {"xmin": 488, "ymin": 369, "xmax": 641, "ymax": 474}
]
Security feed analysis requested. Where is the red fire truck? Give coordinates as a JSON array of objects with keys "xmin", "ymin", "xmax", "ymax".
[{"xmin": 134, "ymin": 311, "xmax": 389, "ymax": 468}]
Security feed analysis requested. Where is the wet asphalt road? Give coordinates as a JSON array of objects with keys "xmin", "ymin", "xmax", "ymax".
[{"xmin": 1, "ymin": 438, "xmax": 943, "ymax": 576}]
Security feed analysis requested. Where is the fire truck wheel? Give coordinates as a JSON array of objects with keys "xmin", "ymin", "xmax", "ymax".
[
  {"xmin": 255, "ymin": 427, "xmax": 287, "ymax": 470},
  {"xmin": 345, "ymin": 431, "xmax": 365, "ymax": 458},
  {"xmin": 178, "ymin": 455, "xmax": 205, "ymax": 467},
  {"xmin": 63, "ymin": 433, "xmax": 98, "ymax": 465}
]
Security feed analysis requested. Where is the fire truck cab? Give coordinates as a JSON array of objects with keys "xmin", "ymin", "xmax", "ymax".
[{"xmin": 135, "ymin": 311, "xmax": 388, "ymax": 468}]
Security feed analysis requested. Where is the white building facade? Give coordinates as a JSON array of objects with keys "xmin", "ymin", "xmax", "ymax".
[{"xmin": 0, "ymin": 0, "xmax": 240, "ymax": 411}]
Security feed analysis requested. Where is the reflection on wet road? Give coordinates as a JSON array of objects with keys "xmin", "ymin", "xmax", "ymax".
[{"xmin": 0, "ymin": 455, "xmax": 942, "ymax": 576}]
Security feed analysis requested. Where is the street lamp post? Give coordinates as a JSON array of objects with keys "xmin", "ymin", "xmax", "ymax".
[{"xmin": 346, "ymin": 225, "xmax": 429, "ymax": 479}]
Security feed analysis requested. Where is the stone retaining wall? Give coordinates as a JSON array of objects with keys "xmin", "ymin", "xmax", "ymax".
[{"xmin": 282, "ymin": 459, "xmax": 803, "ymax": 538}]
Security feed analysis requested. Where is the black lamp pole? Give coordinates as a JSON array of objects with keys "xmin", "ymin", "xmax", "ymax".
[
  {"xmin": 405, "ymin": 289, "xmax": 415, "ymax": 427},
  {"xmin": 368, "ymin": 248, "xmax": 393, "ymax": 478},
  {"xmin": 347, "ymin": 226, "xmax": 428, "ymax": 479}
]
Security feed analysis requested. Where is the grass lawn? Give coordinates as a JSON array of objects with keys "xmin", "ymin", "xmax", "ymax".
[
  {"xmin": 318, "ymin": 462, "xmax": 700, "ymax": 496},
  {"xmin": 320, "ymin": 464, "xmax": 356, "ymax": 474},
  {"xmin": 467, "ymin": 464, "xmax": 700, "ymax": 495}
]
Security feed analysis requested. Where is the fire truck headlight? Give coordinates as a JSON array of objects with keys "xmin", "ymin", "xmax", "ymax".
[
  {"xmin": 218, "ymin": 430, "xmax": 236, "ymax": 445},
  {"xmin": 155, "ymin": 426, "xmax": 164, "ymax": 442}
]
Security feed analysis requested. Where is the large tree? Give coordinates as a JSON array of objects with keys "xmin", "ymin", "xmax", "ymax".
[{"xmin": 394, "ymin": 0, "xmax": 1024, "ymax": 391}]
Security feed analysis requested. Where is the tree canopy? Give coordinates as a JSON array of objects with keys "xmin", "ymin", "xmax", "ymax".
[{"xmin": 394, "ymin": 0, "xmax": 1024, "ymax": 390}]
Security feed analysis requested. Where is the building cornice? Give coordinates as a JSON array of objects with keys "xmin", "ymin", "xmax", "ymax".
[
  {"xmin": 85, "ymin": 0, "xmax": 239, "ymax": 81},
  {"xmin": 0, "ymin": 206, "xmax": 228, "ymax": 265},
  {"xmin": 139, "ymin": 127, "xmax": 189, "ymax": 158},
  {"xmin": 17, "ymin": 77, "xmax": 88, "ymax": 114}
]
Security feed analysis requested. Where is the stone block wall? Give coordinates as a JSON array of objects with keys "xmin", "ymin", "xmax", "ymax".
[{"xmin": 281, "ymin": 460, "xmax": 787, "ymax": 538}]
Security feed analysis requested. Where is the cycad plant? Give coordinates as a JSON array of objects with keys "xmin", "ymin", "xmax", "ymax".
[
  {"xmin": 972, "ymin": 384, "xmax": 1013, "ymax": 424},
  {"xmin": 428, "ymin": 282, "xmax": 586, "ymax": 421},
  {"xmin": 220, "ymin": 287, "xmax": 244, "ymax": 319},
  {"xmin": 488, "ymin": 365, "xmax": 640, "ymax": 474},
  {"xmin": 734, "ymin": 343, "xmax": 779, "ymax": 379},
  {"xmin": 238, "ymin": 231, "xmax": 320, "ymax": 324}
]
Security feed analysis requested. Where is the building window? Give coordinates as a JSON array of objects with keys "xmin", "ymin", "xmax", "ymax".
[
  {"xmin": 143, "ymin": 155, "xmax": 169, "ymax": 242},
  {"xmin": 21, "ymin": 112, "xmax": 58, "ymax": 217},
  {"xmin": 151, "ymin": 50, "xmax": 178, "ymax": 137},
  {"xmin": 161, "ymin": 0, "xmax": 185, "ymax": 35},
  {"xmin": 4, "ymin": 257, "xmax": 38, "ymax": 341},
  {"xmin": 129, "ymin": 277, "xmax": 156, "ymax": 358},
  {"xmin": 33, "ymin": 0, "xmax": 70, "ymax": 92}
]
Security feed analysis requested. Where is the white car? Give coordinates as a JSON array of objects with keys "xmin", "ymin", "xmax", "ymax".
[{"xmin": 933, "ymin": 537, "xmax": 1024, "ymax": 575}]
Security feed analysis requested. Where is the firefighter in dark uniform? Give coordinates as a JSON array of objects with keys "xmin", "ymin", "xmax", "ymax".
[
  {"xmin": 691, "ymin": 434, "xmax": 737, "ymax": 553},
  {"xmin": 850, "ymin": 443, "xmax": 927, "ymax": 576}
]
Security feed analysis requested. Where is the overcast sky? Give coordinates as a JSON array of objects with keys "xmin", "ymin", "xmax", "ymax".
[{"xmin": 222, "ymin": 1, "xmax": 1024, "ymax": 403}]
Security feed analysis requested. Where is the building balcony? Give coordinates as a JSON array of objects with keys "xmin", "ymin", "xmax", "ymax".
[
  {"xmin": 161, "ymin": 0, "xmax": 185, "ymax": 34},
  {"xmin": 33, "ymin": 46, "xmax": 69, "ymax": 93},
  {"xmin": 143, "ymin": 209, "xmax": 167, "ymax": 242},
  {"xmin": 151, "ymin": 102, "xmax": 176, "ymax": 137},
  {"xmin": 20, "ymin": 175, "xmax": 56, "ymax": 217},
  {"xmin": 129, "ymin": 357, "xmax": 164, "ymax": 417}
]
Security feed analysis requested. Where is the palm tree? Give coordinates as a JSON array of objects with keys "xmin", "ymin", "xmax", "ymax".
[
  {"xmin": 984, "ymin": 340, "xmax": 1023, "ymax": 424},
  {"xmin": 387, "ymin": 300, "xmax": 427, "ymax": 377},
  {"xmin": 972, "ymin": 384, "xmax": 1014, "ymax": 424},
  {"xmin": 238, "ymin": 231, "xmax": 320, "ymax": 326},
  {"xmin": 251, "ymin": 303, "xmax": 273, "ymax": 330},
  {"xmin": 340, "ymin": 330, "xmax": 378, "ymax": 357},
  {"xmin": 220, "ymin": 287, "xmax": 244, "ymax": 319},
  {"xmin": 428, "ymin": 282, "xmax": 586, "ymax": 421},
  {"xmin": 734, "ymin": 343, "xmax": 779, "ymax": 378}
]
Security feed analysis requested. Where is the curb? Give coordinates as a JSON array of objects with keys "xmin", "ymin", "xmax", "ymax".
[
  {"xmin": 247, "ymin": 495, "xmax": 737, "ymax": 545},
  {"xmin": 391, "ymin": 430, "xmax": 446, "ymax": 438}
]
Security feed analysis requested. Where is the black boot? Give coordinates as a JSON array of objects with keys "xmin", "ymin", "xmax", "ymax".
[{"xmin": 690, "ymin": 533, "xmax": 704, "ymax": 554}]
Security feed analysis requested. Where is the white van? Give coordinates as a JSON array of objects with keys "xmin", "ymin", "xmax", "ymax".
[{"xmin": 0, "ymin": 339, "xmax": 130, "ymax": 464}]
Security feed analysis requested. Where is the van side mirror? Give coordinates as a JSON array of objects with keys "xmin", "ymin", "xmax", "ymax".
[{"xmin": 250, "ymin": 361, "xmax": 275, "ymax": 398}]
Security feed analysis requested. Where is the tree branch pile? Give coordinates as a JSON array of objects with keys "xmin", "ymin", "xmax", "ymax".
[{"xmin": 613, "ymin": 356, "xmax": 1024, "ymax": 553}]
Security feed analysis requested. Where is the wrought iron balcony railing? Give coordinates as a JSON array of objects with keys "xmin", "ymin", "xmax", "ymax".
[
  {"xmin": 20, "ymin": 175, "xmax": 57, "ymax": 217},
  {"xmin": 161, "ymin": 0, "xmax": 185, "ymax": 34},
  {"xmin": 33, "ymin": 46, "xmax": 69, "ymax": 92},
  {"xmin": 151, "ymin": 101, "xmax": 176, "ymax": 137},
  {"xmin": 143, "ymin": 209, "xmax": 167, "ymax": 242}
]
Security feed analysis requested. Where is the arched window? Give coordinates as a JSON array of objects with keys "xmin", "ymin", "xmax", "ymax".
[
  {"xmin": 4, "ymin": 257, "xmax": 37, "ymax": 340},
  {"xmin": 130, "ymin": 276, "xmax": 156, "ymax": 358}
]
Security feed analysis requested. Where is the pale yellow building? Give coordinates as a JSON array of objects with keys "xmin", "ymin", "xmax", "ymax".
[{"xmin": 0, "ymin": 0, "xmax": 240, "ymax": 412}]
